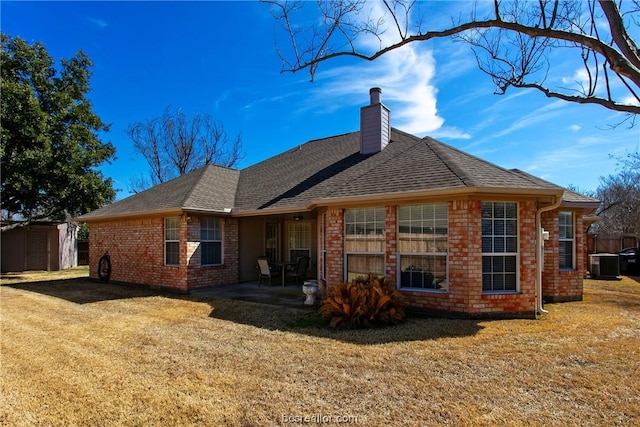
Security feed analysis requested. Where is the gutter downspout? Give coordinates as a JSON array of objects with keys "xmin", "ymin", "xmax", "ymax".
[{"xmin": 536, "ymin": 196, "xmax": 562, "ymax": 316}]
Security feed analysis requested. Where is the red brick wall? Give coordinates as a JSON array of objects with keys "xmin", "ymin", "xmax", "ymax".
[
  {"xmin": 186, "ymin": 216, "xmax": 239, "ymax": 290},
  {"xmin": 402, "ymin": 200, "xmax": 475, "ymax": 314},
  {"xmin": 496, "ymin": 201, "xmax": 537, "ymax": 315},
  {"xmin": 402, "ymin": 200, "xmax": 537, "ymax": 317},
  {"xmin": 323, "ymin": 208, "xmax": 344, "ymax": 293},
  {"xmin": 385, "ymin": 206, "xmax": 398, "ymax": 282},
  {"xmin": 322, "ymin": 200, "xmax": 540, "ymax": 318},
  {"xmin": 89, "ymin": 214, "xmax": 238, "ymax": 292},
  {"xmin": 541, "ymin": 209, "xmax": 586, "ymax": 302},
  {"xmin": 89, "ymin": 216, "xmax": 187, "ymax": 291}
]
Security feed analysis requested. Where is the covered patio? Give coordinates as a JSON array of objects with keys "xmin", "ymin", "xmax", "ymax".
[{"xmin": 190, "ymin": 281, "xmax": 319, "ymax": 309}]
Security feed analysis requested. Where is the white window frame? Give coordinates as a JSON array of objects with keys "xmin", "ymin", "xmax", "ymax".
[
  {"xmin": 289, "ymin": 222, "xmax": 311, "ymax": 262},
  {"xmin": 397, "ymin": 203, "xmax": 448, "ymax": 291},
  {"xmin": 265, "ymin": 223, "xmax": 279, "ymax": 263},
  {"xmin": 344, "ymin": 207, "xmax": 385, "ymax": 281},
  {"xmin": 559, "ymin": 211, "xmax": 575, "ymax": 270},
  {"xmin": 481, "ymin": 202, "xmax": 519, "ymax": 293},
  {"xmin": 321, "ymin": 212, "xmax": 327, "ymax": 280},
  {"xmin": 164, "ymin": 217, "xmax": 180, "ymax": 266},
  {"xmin": 201, "ymin": 217, "xmax": 223, "ymax": 266}
]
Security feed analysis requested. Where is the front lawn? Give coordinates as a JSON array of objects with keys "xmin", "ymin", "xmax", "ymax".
[{"xmin": 1, "ymin": 269, "xmax": 638, "ymax": 426}]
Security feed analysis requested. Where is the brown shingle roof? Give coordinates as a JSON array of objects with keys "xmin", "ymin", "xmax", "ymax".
[
  {"xmin": 233, "ymin": 129, "xmax": 563, "ymax": 212},
  {"xmin": 509, "ymin": 169, "xmax": 599, "ymax": 207},
  {"xmin": 77, "ymin": 164, "xmax": 239, "ymax": 220},
  {"xmin": 78, "ymin": 128, "xmax": 579, "ymax": 221}
]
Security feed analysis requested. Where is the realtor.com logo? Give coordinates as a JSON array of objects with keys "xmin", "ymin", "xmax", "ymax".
[{"xmin": 282, "ymin": 414, "xmax": 359, "ymax": 424}]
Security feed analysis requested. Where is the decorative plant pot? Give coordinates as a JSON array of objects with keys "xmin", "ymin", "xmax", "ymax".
[{"xmin": 302, "ymin": 280, "xmax": 319, "ymax": 306}]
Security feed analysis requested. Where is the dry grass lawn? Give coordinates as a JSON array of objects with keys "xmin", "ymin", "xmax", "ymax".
[{"xmin": 1, "ymin": 267, "xmax": 639, "ymax": 426}]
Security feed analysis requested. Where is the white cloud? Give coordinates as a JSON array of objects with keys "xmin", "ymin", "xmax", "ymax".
[
  {"xmin": 274, "ymin": 0, "xmax": 470, "ymax": 136},
  {"xmin": 301, "ymin": 39, "xmax": 448, "ymax": 136},
  {"xmin": 519, "ymin": 132, "xmax": 635, "ymax": 188},
  {"xmin": 569, "ymin": 124, "xmax": 581, "ymax": 131},
  {"xmin": 561, "ymin": 68, "xmax": 590, "ymax": 87},
  {"xmin": 488, "ymin": 100, "xmax": 567, "ymax": 139},
  {"xmin": 462, "ymin": 99, "xmax": 569, "ymax": 151},
  {"xmin": 88, "ymin": 17, "xmax": 108, "ymax": 28},
  {"xmin": 431, "ymin": 127, "xmax": 472, "ymax": 140},
  {"xmin": 621, "ymin": 95, "xmax": 640, "ymax": 106}
]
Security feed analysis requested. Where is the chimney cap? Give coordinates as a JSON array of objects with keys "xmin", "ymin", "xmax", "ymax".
[{"xmin": 369, "ymin": 87, "xmax": 382, "ymax": 105}]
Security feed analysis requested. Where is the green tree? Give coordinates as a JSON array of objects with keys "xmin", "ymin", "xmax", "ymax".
[{"xmin": 1, "ymin": 34, "xmax": 116, "ymax": 230}]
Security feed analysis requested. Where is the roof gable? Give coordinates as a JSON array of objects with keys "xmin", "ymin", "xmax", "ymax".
[{"xmin": 78, "ymin": 164, "xmax": 239, "ymax": 220}]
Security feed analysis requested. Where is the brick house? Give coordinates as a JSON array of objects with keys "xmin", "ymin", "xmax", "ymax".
[{"xmin": 78, "ymin": 88, "xmax": 599, "ymax": 318}]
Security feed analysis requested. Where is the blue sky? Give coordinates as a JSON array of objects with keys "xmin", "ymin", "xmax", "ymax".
[{"xmin": 3, "ymin": 1, "xmax": 638, "ymax": 200}]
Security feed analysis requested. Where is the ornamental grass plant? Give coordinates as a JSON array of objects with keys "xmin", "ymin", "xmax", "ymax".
[{"xmin": 319, "ymin": 274, "xmax": 405, "ymax": 328}]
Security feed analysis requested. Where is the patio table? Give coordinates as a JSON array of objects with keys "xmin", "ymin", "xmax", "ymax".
[{"xmin": 273, "ymin": 261, "xmax": 295, "ymax": 287}]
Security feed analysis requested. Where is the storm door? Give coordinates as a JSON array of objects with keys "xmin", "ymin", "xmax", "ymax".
[{"xmin": 265, "ymin": 223, "xmax": 280, "ymax": 263}]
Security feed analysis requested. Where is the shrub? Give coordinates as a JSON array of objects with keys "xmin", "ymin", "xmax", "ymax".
[{"xmin": 319, "ymin": 274, "xmax": 405, "ymax": 328}]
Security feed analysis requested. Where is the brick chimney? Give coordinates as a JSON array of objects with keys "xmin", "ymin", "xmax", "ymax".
[{"xmin": 360, "ymin": 87, "xmax": 390, "ymax": 154}]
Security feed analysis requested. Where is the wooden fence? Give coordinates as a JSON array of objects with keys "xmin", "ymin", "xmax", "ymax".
[{"xmin": 587, "ymin": 235, "xmax": 637, "ymax": 254}]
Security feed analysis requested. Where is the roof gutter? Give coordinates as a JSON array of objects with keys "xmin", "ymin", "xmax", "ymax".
[
  {"xmin": 223, "ymin": 187, "xmax": 563, "ymax": 217},
  {"xmin": 560, "ymin": 201, "xmax": 601, "ymax": 210},
  {"xmin": 536, "ymin": 195, "xmax": 563, "ymax": 316},
  {"xmin": 308, "ymin": 186, "xmax": 562, "ymax": 209},
  {"xmin": 76, "ymin": 206, "xmax": 236, "ymax": 223},
  {"xmin": 75, "ymin": 207, "xmax": 184, "ymax": 223},
  {"xmin": 183, "ymin": 207, "xmax": 233, "ymax": 216},
  {"xmin": 231, "ymin": 206, "xmax": 315, "ymax": 218}
]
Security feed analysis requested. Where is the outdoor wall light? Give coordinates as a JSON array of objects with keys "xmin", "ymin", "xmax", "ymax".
[{"xmin": 294, "ymin": 215, "xmax": 303, "ymax": 221}]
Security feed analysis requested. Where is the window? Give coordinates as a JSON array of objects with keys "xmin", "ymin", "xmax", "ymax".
[
  {"xmin": 289, "ymin": 222, "xmax": 310, "ymax": 262},
  {"xmin": 482, "ymin": 202, "xmax": 518, "ymax": 292},
  {"xmin": 201, "ymin": 217, "xmax": 223, "ymax": 265},
  {"xmin": 345, "ymin": 207, "xmax": 385, "ymax": 281},
  {"xmin": 321, "ymin": 213, "xmax": 327, "ymax": 280},
  {"xmin": 559, "ymin": 211, "xmax": 574, "ymax": 270},
  {"xmin": 165, "ymin": 217, "xmax": 180, "ymax": 266},
  {"xmin": 398, "ymin": 203, "xmax": 448, "ymax": 290},
  {"xmin": 265, "ymin": 223, "xmax": 279, "ymax": 263}
]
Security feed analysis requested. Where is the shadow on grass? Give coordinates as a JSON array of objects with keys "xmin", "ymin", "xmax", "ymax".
[
  {"xmin": 206, "ymin": 298, "xmax": 485, "ymax": 344},
  {"xmin": 2, "ymin": 276, "xmax": 484, "ymax": 344},
  {"xmin": 1, "ymin": 277, "xmax": 162, "ymax": 304},
  {"xmin": 582, "ymin": 276, "xmax": 640, "ymax": 313}
]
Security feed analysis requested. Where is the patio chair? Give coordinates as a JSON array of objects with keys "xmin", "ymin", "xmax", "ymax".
[
  {"xmin": 257, "ymin": 257, "xmax": 279, "ymax": 286},
  {"xmin": 286, "ymin": 256, "xmax": 310, "ymax": 286}
]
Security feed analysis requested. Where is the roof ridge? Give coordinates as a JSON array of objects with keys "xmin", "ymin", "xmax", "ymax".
[
  {"xmin": 425, "ymin": 137, "xmax": 489, "ymax": 186},
  {"xmin": 321, "ymin": 131, "xmax": 425, "ymax": 199},
  {"xmin": 421, "ymin": 137, "xmax": 470, "ymax": 187},
  {"xmin": 183, "ymin": 164, "xmax": 242, "ymax": 209},
  {"xmin": 241, "ymin": 131, "xmax": 360, "ymax": 173},
  {"xmin": 509, "ymin": 168, "xmax": 563, "ymax": 189},
  {"xmin": 422, "ymin": 137, "xmax": 547, "ymax": 188},
  {"xmin": 180, "ymin": 165, "xmax": 213, "ymax": 207}
]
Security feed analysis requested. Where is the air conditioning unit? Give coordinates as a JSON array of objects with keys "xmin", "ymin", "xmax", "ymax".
[{"xmin": 589, "ymin": 254, "xmax": 621, "ymax": 279}]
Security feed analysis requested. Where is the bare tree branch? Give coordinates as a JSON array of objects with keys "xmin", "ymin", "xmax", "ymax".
[
  {"xmin": 599, "ymin": 0, "xmax": 640, "ymax": 71},
  {"xmin": 263, "ymin": 0, "xmax": 640, "ymax": 115},
  {"xmin": 126, "ymin": 107, "xmax": 244, "ymax": 193}
]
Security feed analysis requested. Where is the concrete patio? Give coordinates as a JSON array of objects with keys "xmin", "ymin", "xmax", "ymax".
[{"xmin": 190, "ymin": 281, "xmax": 319, "ymax": 309}]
